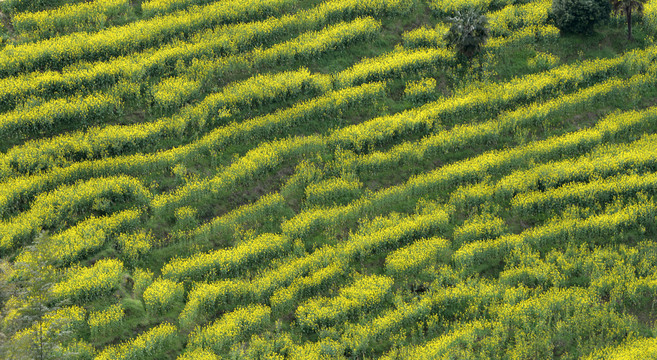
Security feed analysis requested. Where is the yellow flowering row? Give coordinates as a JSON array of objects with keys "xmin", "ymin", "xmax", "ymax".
[
  {"xmin": 180, "ymin": 204, "xmax": 448, "ymax": 326},
  {"xmin": 586, "ymin": 337, "xmax": 657, "ymax": 360},
  {"xmin": 141, "ymin": 0, "xmax": 211, "ymax": 18},
  {"xmin": 452, "ymin": 213, "xmax": 508, "ymax": 246},
  {"xmin": 328, "ymin": 101, "xmax": 657, "ymax": 229},
  {"xmin": 304, "ymin": 176, "xmax": 363, "ymax": 207},
  {"xmin": 191, "ymin": 192, "xmax": 288, "ymax": 244},
  {"xmin": 402, "ymin": 24, "xmax": 449, "ymax": 49},
  {"xmin": 385, "ymin": 288, "xmax": 635, "ymax": 358},
  {"xmin": 341, "ymin": 209, "xmax": 450, "ymax": 261},
  {"xmin": 176, "ymin": 349, "xmax": 221, "ymax": 360},
  {"xmin": 452, "ymin": 137, "xmax": 657, "ymax": 213},
  {"xmin": 143, "ymin": 278, "xmax": 184, "ymax": 314},
  {"xmin": 454, "ymin": 199, "xmax": 657, "ymax": 270},
  {"xmin": 0, "ymin": 0, "xmax": 411, "ymax": 111},
  {"xmin": 95, "ymin": 322, "xmax": 177, "ymax": 360},
  {"xmin": 118, "ymin": 231, "xmax": 153, "ymax": 262},
  {"xmin": 0, "ymin": 90, "xmax": 122, "ymax": 139},
  {"xmin": 270, "ymin": 261, "xmax": 348, "ymax": 314},
  {"xmin": 384, "ymin": 236, "xmax": 450, "ymax": 276},
  {"xmin": 344, "ymin": 281, "xmax": 500, "ymax": 356},
  {"xmin": 335, "ymin": 47, "xmax": 455, "ymax": 88},
  {"xmin": 381, "ymin": 320, "xmax": 491, "ymax": 359},
  {"xmin": 159, "ymin": 16, "xmax": 380, "ymax": 112},
  {"xmin": 14, "ymin": 208, "xmax": 141, "ymax": 266},
  {"xmin": 0, "ymin": 175, "xmax": 150, "ymax": 250},
  {"xmin": 150, "ymin": 82, "xmax": 384, "ymax": 215},
  {"xmin": 0, "ymin": 0, "xmax": 81, "ymax": 13},
  {"xmin": 161, "ymin": 233, "xmax": 291, "ymax": 282},
  {"xmin": 187, "ymin": 305, "xmax": 270, "ymax": 353},
  {"xmin": 487, "ymin": 0, "xmax": 550, "ymax": 37},
  {"xmin": 270, "ymin": 106, "xmax": 657, "ymax": 263},
  {"xmin": 486, "ymin": 25, "xmax": 559, "ymax": 51},
  {"xmin": 404, "ymin": 77, "xmax": 438, "ymax": 105},
  {"xmin": 492, "ymin": 119, "xmax": 657, "ymax": 200},
  {"xmin": 13, "ymin": 0, "xmax": 132, "ymax": 41},
  {"xmin": 0, "ymin": 0, "xmax": 295, "ymax": 76},
  {"xmin": 178, "ymin": 280, "xmax": 249, "ymax": 328},
  {"xmin": 1, "ymin": 68, "xmax": 329, "ymax": 178},
  {"xmin": 512, "ymin": 172, "xmax": 657, "ymax": 216},
  {"xmin": 253, "ymin": 17, "xmax": 382, "ymax": 66},
  {"xmin": 51, "ymin": 258, "xmax": 124, "ymax": 301},
  {"xmin": 296, "ymin": 274, "xmax": 393, "ymax": 331},
  {"xmin": 429, "ymin": 0, "xmax": 514, "ymax": 16},
  {"xmin": 330, "ymin": 51, "xmax": 657, "ymax": 154},
  {"xmin": 89, "ymin": 303, "xmax": 124, "ymax": 337}
]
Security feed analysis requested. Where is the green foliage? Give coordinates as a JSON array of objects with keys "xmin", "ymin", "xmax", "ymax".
[
  {"xmin": 444, "ymin": 9, "xmax": 490, "ymax": 61},
  {"xmin": 2, "ymin": 0, "xmax": 657, "ymax": 358},
  {"xmin": 550, "ymin": 0, "xmax": 611, "ymax": 34}
]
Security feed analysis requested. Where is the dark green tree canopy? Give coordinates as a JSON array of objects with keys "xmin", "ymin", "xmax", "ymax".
[{"xmin": 550, "ymin": 0, "xmax": 611, "ymax": 34}]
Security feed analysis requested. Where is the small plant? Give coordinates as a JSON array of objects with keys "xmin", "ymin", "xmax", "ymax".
[
  {"xmin": 132, "ymin": 268, "xmax": 153, "ymax": 299},
  {"xmin": 528, "ymin": 52, "xmax": 560, "ymax": 71}
]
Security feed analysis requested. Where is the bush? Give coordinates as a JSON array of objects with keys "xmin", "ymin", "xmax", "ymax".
[{"xmin": 550, "ymin": 0, "xmax": 611, "ymax": 34}]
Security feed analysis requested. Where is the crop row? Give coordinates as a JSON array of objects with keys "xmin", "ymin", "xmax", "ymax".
[
  {"xmin": 0, "ymin": 68, "xmax": 333, "ymax": 178},
  {"xmin": 0, "ymin": 0, "xmax": 412, "ymax": 111},
  {"xmin": 0, "ymin": 84, "xmax": 133, "ymax": 139},
  {"xmin": 0, "ymin": 175, "xmax": 150, "ymax": 251},
  {"xmin": 96, "ymin": 322, "xmax": 177, "ymax": 360},
  {"xmin": 454, "ymin": 199, "xmax": 657, "ymax": 270},
  {"xmin": 0, "ymin": 18, "xmax": 381, "ymax": 179},
  {"xmin": 17, "ymin": 208, "xmax": 142, "ymax": 266},
  {"xmin": 0, "ymin": 0, "xmax": 295, "ymax": 76},
  {"xmin": 343, "ymin": 280, "xmax": 500, "ymax": 356},
  {"xmin": 51, "ymin": 258, "xmax": 124, "ymax": 301},
  {"xmin": 161, "ymin": 233, "xmax": 292, "ymax": 282},
  {"xmin": 282, "ymin": 101, "xmax": 657, "ymax": 243},
  {"xmin": 179, "ymin": 206, "xmax": 450, "ymax": 327},
  {"xmin": 13, "ymin": 0, "xmax": 132, "ymax": 41},
  {"xmin": 384, "ymin": 288, "xmax": 636, "ymax": 359},
  {"xmin": 350, "ymin": 70, "xmax": 654, "ymax": 172},
  {"xmin": 512, "ymin": 172, "xmax": 657, "ymax": 216},
  {"xmin": 155, "ymin": 16, "xmax": 381, "ymax": 110},
  {"xmin": 296, "ymin": 275, "xmax": 394, "ymax": 331},
  {"xmin": 149, "ymin": 54, "xmax": 652, "ymax": 221}
]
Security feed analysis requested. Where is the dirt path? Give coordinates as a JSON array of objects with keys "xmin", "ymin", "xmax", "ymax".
[{"xmin": 0, "ymin": 9, "xmax": 16, "ymax": 39}]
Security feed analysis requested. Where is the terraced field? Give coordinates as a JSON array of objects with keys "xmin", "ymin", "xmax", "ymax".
[{"xmin": 2, "ymin": 0, "xmax": 657, "ymax": 358}]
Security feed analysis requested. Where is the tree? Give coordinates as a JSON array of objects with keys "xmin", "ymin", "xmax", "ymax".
[
  {"xmin": 0, "ymin": 239, "xmax": 71, "ymax": 360},
  {"xmin": 611, "ymin": 0, "xmax": 645, "ymax": 40},
  {"xmin": 551, "ymin": 0, "xmax": 611, "ymax": 34},
  {"xmin": 444, "ymin": 8, "xmax": 489, "ymax": 63}
]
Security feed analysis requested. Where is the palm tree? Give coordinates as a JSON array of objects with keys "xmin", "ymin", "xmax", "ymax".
[
  {"xmin": 444, "ymin": 8, "xmax": 490, "ymax": 62},
  {"xmin": 611, "ymin": 0, "xmax": 645, "ymax": 40}
]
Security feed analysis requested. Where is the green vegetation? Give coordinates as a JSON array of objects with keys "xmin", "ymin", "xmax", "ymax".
[{"xmin": 1, "ymin": 0, "xmax": 657, "ymax": 358}]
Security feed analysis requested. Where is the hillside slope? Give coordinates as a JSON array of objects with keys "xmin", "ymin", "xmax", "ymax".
[{"xmin": 1, "ymin": 0, "xmax": 657, "ymax": 358}]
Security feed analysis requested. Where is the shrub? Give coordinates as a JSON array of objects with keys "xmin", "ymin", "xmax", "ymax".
[{"xmin": 550, "ymin": 0, "xmax": 611, "ymax": 34}]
